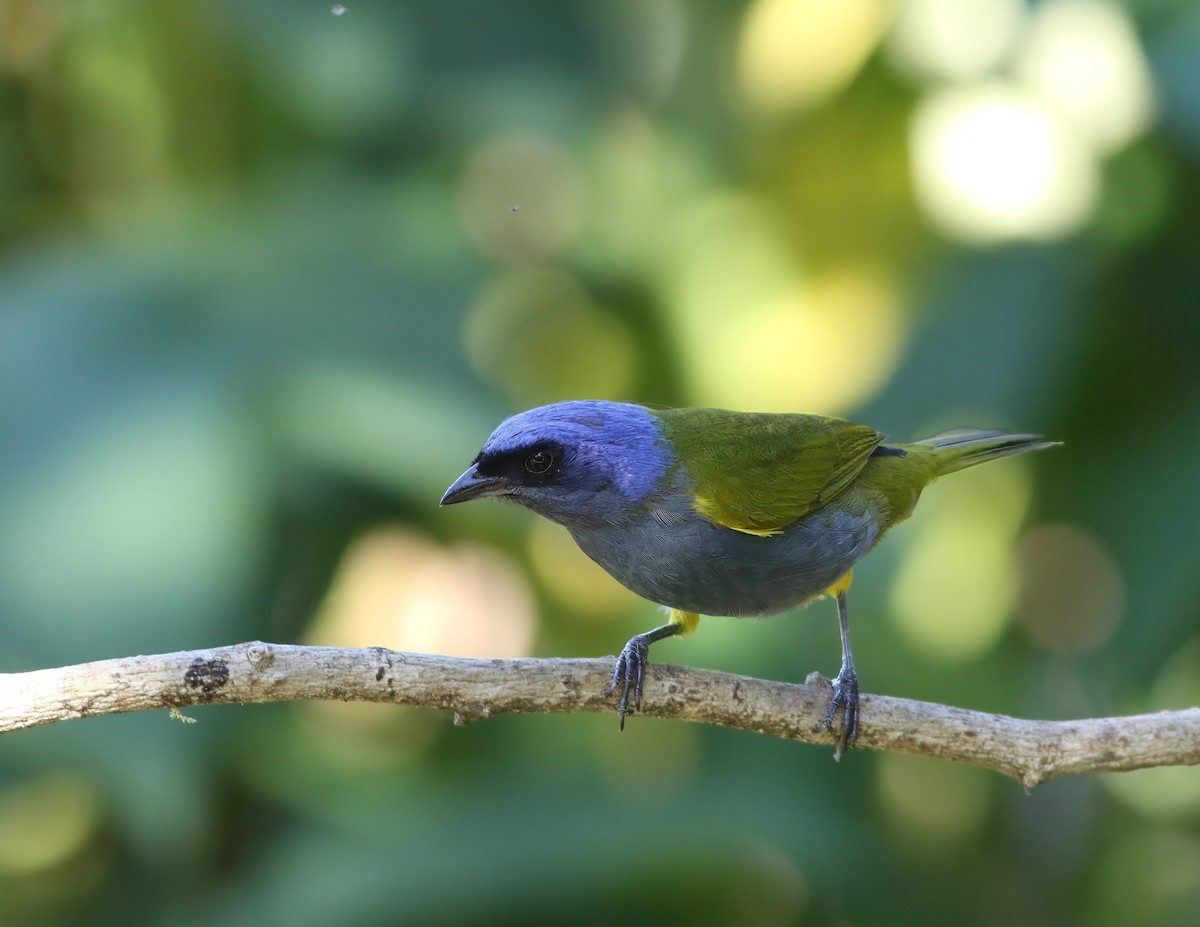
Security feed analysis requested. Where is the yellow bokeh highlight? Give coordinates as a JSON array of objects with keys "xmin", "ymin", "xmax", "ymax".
[
  {"xmin": 1102, "ymin": 765, "xmax": 1200, "ymax": 821},
  {"xmin": 665, "ymin": 194, "xmax": 795, "ymax": 314},
  {"xmin": 1150, "ymin": 637, "xmax": 1200, "ymax": 711},
  {"xmin": 661, "ymin": 194, "xmax": 906, "ymax": 413},
  {"xmin": 0, "ymin": 773, "xmax": 100, "ymax": 875},
  {"xmin": 527, "ymin": 517, "xmax": 634, "ymax": 619},
  {"xmin": 1102, "ymin": 638, "xmax": 1200, "ymax": 819},
  {"xmin": 304, "ymin": 528, "xmax": 538, "ymax": 742},
  {"xmin": 738, "ymin": 0, "xmax": 892, "ymax": 114},
  {"xmin": 310, "ymin": 527, "xmax": 537, "ymax": 659},
  {"xmin": 464, "ymin": 267, "xmax": 638, "ymax": 405},
  {"xmin": 875, "ymin": 752, "xmax": 993, "ymax": 848},
  {"xmin": 716, "ymin": 269, "xmax": 905, "ymax": 414},
  {"xmin": 888, "ymin": 457, "xmax": 1032, "ymax": 662}
]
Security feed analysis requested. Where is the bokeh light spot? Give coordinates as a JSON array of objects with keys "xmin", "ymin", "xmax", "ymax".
[
  {"xmin": 889, "ymin": 459, "xmax": 1032, "ymax": 662},
  {"xmin": 1096, "ymin": 638, "xmax": 1200, "ymax": 818},
  {"xmin": 1149, "ymin": 637, "xmax": 1200, "ymax": 712},
  {"xmin": 876, "ymin": 753, "xmax": 993, "ymax": 848},
  {"xmin": 311, "ymin": 527, "xmax": 537, "ymax": 659},
  {"xmin": 886, "ymin": 0, "xmax": 1024, "ymax": 83},
  {"xmin": 1102, "ymin": 765, "xmax": 1200, "ymax": 821},
  {"xmin": 1016, "ymin": 0, "xmax": 1156, "ymax": 154},
  {"xmin": 910, "ymin": 82, "xmax": 1097, "ymax": 242},
  {"xmin": 662, "ymin": 196, "xmax": 905, "ymax": 413},
  {"xmin": 459, "ymin": 134, "xmax": 587, "ymax": 261},
  {"xmin": 715, "ymin": 269, "xmax": 906, "ymax": 414},
  {"xmin": 528, "ymin": 518, "xmax": 634, "ymax": 619},
  {"xmin": 464, "ymin": 266, "xmax": 637, "ymax": 404},
  {"xmin": 737, "ymin": 0, "xmax": 891, "ymax": 114},
  {"xmin": 663, "ymin": 194, "xmax": 795, "ymax": 356},
  {"xmin": 0, "ymin": 773, "xmax": 100, "ymax": 875},
  {"xmin": 301, "ymin": 530, "xmax": 535, "ymax": 757},
  {"xmin": 1014, "ymin": 523, "xmax": 1124, "ymax": 653}
]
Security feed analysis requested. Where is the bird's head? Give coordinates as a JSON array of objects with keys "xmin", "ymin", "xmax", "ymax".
[{"xmin": 440, "ymin": 400, "xmax": 672, "ymax": 527}]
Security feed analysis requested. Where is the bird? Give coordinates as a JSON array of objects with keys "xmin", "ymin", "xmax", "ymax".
[{"xmin": 440, "ymin": 400, "xmax": 1056, "ymax": 755}]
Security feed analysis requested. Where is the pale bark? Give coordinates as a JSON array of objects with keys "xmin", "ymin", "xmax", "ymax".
[{"xmin": 2, "ymin": 641, "xmax": 1196, "ymax": 788}]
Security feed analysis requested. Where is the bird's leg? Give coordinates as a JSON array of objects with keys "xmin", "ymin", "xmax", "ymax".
[
  {"xmin": 607, "ymin": 623, "xmax": 682, "ymax": 730},
  {"xmin": 813, "ymin": 589, "xmax": 860, "ymax": 759}
]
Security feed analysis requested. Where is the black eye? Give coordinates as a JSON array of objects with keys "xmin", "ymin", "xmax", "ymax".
[{"xmin": 525, "ymin": 449, "xmax": 553, "ymax": 474}]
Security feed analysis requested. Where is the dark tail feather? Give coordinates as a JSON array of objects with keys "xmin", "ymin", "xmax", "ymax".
[{"xmin": 914, "ymin": 428, "xmax": 1059, "ymax": 477}]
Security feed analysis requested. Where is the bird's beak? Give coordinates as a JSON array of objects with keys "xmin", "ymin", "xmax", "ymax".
[{"xmin": 440, "ymin": 466, "xmax": 510, "ymax": 506}]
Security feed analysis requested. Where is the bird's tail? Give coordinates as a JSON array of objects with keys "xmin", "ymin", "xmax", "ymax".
[{"xmin": 914, "ymin": 428, "xmax": 1059, "ymax": 478}]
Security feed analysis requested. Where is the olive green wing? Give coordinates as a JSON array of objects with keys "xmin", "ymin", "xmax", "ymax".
[{"xmin": 654, "ymin": 407, "xmax": 884, "ymax": 536}]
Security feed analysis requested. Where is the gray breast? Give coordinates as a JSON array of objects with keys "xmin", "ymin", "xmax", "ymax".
[{"xmin": 566, "ymin": 494, "xmax": 880, "ymax": 617}]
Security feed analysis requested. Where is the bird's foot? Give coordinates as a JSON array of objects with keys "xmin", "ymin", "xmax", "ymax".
[
  {"xmin": 812, "ymin": 666, "xmax": 860, "ymax": 760},
  {"xmin": 607, "ymin": 635, "xmax": 650, "ymax": 730}
]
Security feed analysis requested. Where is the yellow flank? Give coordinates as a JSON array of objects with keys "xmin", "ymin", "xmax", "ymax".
[
  {"xmin": 824, "ymin": 569, "xmax": 854, "ymax": 598},
  {"xmin": 698, "ymin": 509, "xmax": 782, "ymax": 537},
  {"xmin": 669, "ymin": 609, "xmax": 701, "ymax": 635}
]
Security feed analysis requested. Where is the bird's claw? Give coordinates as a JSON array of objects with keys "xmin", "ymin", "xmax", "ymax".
[
  {"xmin": 813, "ymin": 667, "xmax": 860, "ymax": 759},
  {"xmin": 607, "ymin": 636, "xmax": 650, "ymax": 730}
]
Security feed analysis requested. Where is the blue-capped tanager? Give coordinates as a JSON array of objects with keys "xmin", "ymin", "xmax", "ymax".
[{"xmin": 441, "ymin": 400, "xmax": 1055, "ymax": 753}]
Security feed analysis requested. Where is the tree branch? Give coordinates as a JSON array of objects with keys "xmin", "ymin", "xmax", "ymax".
[{"xmin": 1, "ymin": 641, "xmax": 1196, "ymax": 787}]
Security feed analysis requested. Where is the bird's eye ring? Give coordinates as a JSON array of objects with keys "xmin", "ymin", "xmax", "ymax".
[{"xmin": 525, "ymin": 450, "xmax": 553, "ymax": 474}]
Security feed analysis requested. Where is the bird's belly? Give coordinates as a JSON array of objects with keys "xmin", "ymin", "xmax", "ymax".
[{"xmin": 568, "ymin": 505, "xmax": 880, "ymax": 617}]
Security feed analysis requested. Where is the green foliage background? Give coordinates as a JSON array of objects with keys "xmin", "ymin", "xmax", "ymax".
[{"xmin": 1, "ymin": 1, "xmax": 1199, "ymax": 925}]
